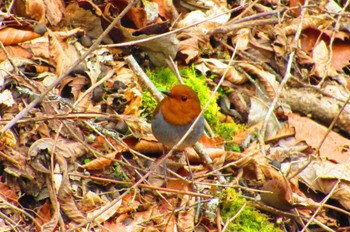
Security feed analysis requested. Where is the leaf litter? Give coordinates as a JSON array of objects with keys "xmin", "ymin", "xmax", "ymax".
[{"xmin": 1, "ymin": 0, "xmax": 350, "ymax": 231}]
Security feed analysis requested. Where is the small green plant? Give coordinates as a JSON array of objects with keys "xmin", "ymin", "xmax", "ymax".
[{"xmin": 220, "ymin": 188, "xmax": 282, "ymax": 232}]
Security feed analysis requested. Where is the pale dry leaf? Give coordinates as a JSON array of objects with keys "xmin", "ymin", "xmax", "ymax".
[
  {"xmin": 0, "ymin": 58, "xmax": 33, "ymax": 90},
  {"xmin": 22, "ymin": 36, "xmax": 50, "ymax": 60},
  {"xmin": 325, "ymin": 0, "xmax": 342, "ymax": 13},
  {"xmin": 39, "ymin": 72, "xmax": 58, "ymax": 86},
  {"xmin": 53, "ymin": 163, "xmax": 62, "ymax": 193},
  {"xmin": 142, "ymin": 0, "xmax": 159, "ymax": 22},
  {"xmin": 120, "ymin": 24, "xmax": 178, "ymax": 66},
  {"xmin": 28, "ymin": 138, "xmax": 89, "ymax": 161},
  {"xmin": 139, "ymin": 34, "xmax": 179, "ymax": 66},
  {"xmin": 299, "ymin": 160, "xmax": 350, "ymax": 210},
  {"xmin": 232, "ymin": 28, "xmax": 250, "ymax": 51},
  {"xmin": 84, "ymin": 47, "xmax": 114, "ymax": 85},
  {"xmin": 0, "ymin": 90, "xmax": 15, "ymax": 107},
  {"xmin": 177, "ymin": 10, "xmax": 207, "ymax": 28},
  {"xmin": 195, "ymin": 62, "xmax": 210, "ymax": 77},
  {"xmin": 312, "ymin": 40, "xmax": 337, "ymax": 77},
  {"xmin": 248, "ymin": 97, "xmax": 281, "ymax": 138},
  {"xmin": 202, "ymin": 58, "xmax": 248, "ymax": 84}
]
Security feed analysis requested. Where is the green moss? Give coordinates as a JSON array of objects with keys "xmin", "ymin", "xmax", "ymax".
[
  {"xmin": 220, "ymin": 188, "xmax": 282, "ymax": 232},
  {"xmin": 142, "ymin": 66, "xmax": 239, "ymax": 140}
]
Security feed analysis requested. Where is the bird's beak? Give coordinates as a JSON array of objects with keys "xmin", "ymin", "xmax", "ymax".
[{"xmin": 161, "ymin": 90, "xmax": 172, "ymax": 97}]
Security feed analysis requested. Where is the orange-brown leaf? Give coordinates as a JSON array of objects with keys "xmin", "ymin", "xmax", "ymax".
[
  {"xmin": 80, "ymin": 152, "xmax": 118, "ymax": 171},
  {"xmin": 35, "ymin": 200, "xmax": 52, "ymax": 232},
  {"xmin": 0, "ymin": 45, "xmax": 32, "ymax": 62},
  {"xmin": 0, "ymin": 28, "xmax": 41, "ymax": 45},
  {"xmin": 0, "ymin": 182, "xmax": 19, "ymax": 205}
]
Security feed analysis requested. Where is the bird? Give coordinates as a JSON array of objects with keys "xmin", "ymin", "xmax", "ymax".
[{"xmin": 151, "ymin": 84, "xmax": 204, "ymax": 150}]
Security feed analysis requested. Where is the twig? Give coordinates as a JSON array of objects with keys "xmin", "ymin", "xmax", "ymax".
[
  {"xmin": 301, "ymin": 178, "xmax": 340, "ymax": 232},
  {"xmin": 260, "ymin": 0, "xmax": 307, "ymax": 141},
  {"xmin": 70, "ymin": 173, "xmax": 212, "ymax": 198},
  {"xmin": 300, "ymin": 0, "xmax": 350, "ymax": 231},
  {"xmin": 222, "ymin": 203, "xmax": 246, "ymax": 232},
  {"xmin": 102, "ymin": 5, "xmax": 245, "ymax": 48}
]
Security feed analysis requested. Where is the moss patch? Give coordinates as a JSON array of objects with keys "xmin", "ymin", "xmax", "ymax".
[{"xmin": 220, "ymin": 188, "xmax": 282, "ymax": 232}]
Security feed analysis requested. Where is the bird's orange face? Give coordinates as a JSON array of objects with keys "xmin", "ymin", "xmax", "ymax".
[{"xmin": 154, "ymin": 85, "xmax": 202, "ymax": 126}]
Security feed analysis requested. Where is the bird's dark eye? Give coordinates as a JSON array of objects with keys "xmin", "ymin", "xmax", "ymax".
[{"xmin": 181, "ymin": 96, "xmax": 187, "ymax": 102}]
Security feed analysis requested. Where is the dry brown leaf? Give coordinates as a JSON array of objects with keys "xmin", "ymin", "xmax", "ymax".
[
  {"xmin": 289, "ymin": 0, "xmax": 305, "ymax": 16},
  {"xmin": 300, "ymin": 28, "xmax": 324, "ymax": 52},
  {"xmin": 103, "ymin": 212, "xmax": 146, "ymax": 231},
  {"xmin": 35, "ymin": 200, "xmax": 52, "ymax": 232},
  {"xmin": 178, "ymin": 37, "xmax": 200, "ymax": 64},
  {"xmin": 80, "ymin": 152, "xmax": 118, "ymax": 171},
  {"xmin": 260, "ymin": 175, "xmax": 293, "ymax": 210},
  {"xmin": 158, "ymin": 198, "xmax": 177, "ymax": 231},
  {"xmin": 123, "ymin": 84, "xmax": 143, "ymax": 115},
  {"xmin": 231, "ymin": 122, "xmax": 262, "ymax": 144},
  {"xmin": 123, "ymin": 135, "xmax": 163, "ymax": 154},
  {"xmin": 299, "ymin": 159, "xmax": 350, "ymax": 210},
  {"xmin": 25, "ymin": 0, "xmax": 46, "ymax": 23},
  {"xmin": 47, "ymin": 29, "xmax": 82, "ymax": 76},
  {"xmin": 0, "ymin": 28, "xmax": 41, "ymax": 45},
  {"xmin": 288, "ymin": 113, "xmax": 350, "ymax": 163},
  {"xmin": 118, "ymin": 192, "xmax": 141, "ymax": 214},
  {"xmin": 178, "ymin": 196, "xmax": 195, "ymax": 232},
  {"xmin": 87, "ymin": 199, "xmax": 122, "ymax": 223},
  {"xmin": 0, "ymin": 128, "xmax": 17, "ymax": 150},
  {"xmin": 283, "ymin": 17, "xmax": 317, "ymax": 36},
  {"xmin": 58, "ymin": 186, "xmax": 85, "ymax": 223},
  {"xmin": 20, "ymin": 36, "xmax": 50, "ymax": 60},
  {"xmin": 0, "ymin": 45, "xmax": 32, "ymax": 61},
  {"xmin": 0, "ymin": 181, "xmax": 19, "ymax": 205},
  {"xmin": 332, "ymin": 41, "xmax": 350, "ymax": 71},
  {"xmin": 61, "ymin": 2, "xmax": 104, "ymax": 40}
]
